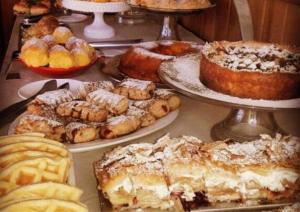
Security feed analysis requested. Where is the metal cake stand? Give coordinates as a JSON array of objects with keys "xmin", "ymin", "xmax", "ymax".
[
  {"xmin": 127, "ymin": 3, "xmax": 216, "ymax": 40},
  {"xmin": 158, "ymin": 58, "xmax": 300, "ymax": 142}
]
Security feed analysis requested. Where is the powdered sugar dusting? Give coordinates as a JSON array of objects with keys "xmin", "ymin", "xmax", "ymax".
[
  {"xmin": 133, "ymin": 99, "xmax": 154, "ymax": 109},
  {"xmin": 36, "ymin": 89, "xmax": 75, "ymax": 106},
  {"xmin": 133, "ymin": 47, "xmax": 174, "ymax": 60},
  {"xmin": 154, "ymin": 89, "xmax": 175, "ymax": 98},
  {"xmin": 22, "ymin": 37, "xmax": 48, "ymax": 51},
  {"xmin": 202, "ymin": 41, "xmax": 300, "ymax": 74},
  {"xmin": 66, "ymin": 121, "xmax": 89, "ymax": 132},
  {"xmin": 95, "ymin": 133, "xmax": 300, "ymax": 206},
  {"xmin": 207, "ymin": 134, "xmax": 300, "ymax": 165},
  {"xmin": 54, "ymin": 26, "xmax": 72, "ymax": 34},
  {"xmin": 106, "ymin": 115, "xmax": 135, "ymax": 126},
  {"xmin": 79, "ymin": 81, "xmax": 114, "ymax": 98},
  {"xmin": 50, "ymin": 45, "xmax": 68, "ymax": 52},
  {"xmin": 120, "ymin": 78, "xmax": 153, "ymax": 90},
  {"xmin": 59, "ymin": 100, "xmax": 101, "ymax": 111},
  {"xmin": 87, "ymin": 89, "xmax": 125, "ymax": 107},
  {"xmin": 126, "ymin": 106, "xmax": 147, "ymax": 118},
  {"xmin": 159, "ymin": 52, "xmax": 300, "ymax": 108},
  {"xmin": 20, "ymin": 114, "xmax": 63, "ymax": 127}
]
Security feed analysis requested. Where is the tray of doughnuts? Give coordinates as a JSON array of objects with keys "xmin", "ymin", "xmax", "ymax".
[
  {"xmin": 9, "ymin": 78, "xmax": 181, "ymax": 152},
  {"xmin": 19, "ymin": 22, "xmax": 98, "ymax": 76}
]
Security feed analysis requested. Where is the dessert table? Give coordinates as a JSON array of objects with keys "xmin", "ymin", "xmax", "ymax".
[{"xmin": 0, "ymin": 14, "xmax": 300, "ymax": 211}]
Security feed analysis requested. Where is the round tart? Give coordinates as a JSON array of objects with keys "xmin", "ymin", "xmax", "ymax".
[
  {"xmin": 200, "ymin": 41, "xmax": 300, "ymax": 100},
  {"xmin": 119, "ymin": 41, "xmax": 201, "ymax": 82},
  {"xmin": 128, "ymin": 0, "xmax": 212, "ymax": 10}
]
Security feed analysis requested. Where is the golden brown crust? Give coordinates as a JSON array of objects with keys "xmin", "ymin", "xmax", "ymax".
[
  {"xmin": 200, "ymin": 53, "xmax": 300, "ymax": 100},
  {"xmin": 120, "ymin": 48, "xmax": 163, "ymax": 82},
  {"xmin": 119, "ymin": 42, "xmax": 199, "ymax": 83}
]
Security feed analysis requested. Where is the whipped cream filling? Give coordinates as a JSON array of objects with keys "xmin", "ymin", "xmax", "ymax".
[
  {"xmin": 134, "ymin": 184, "xmax": 170, "ymax": 199},
  {"xmin": 169, "ymin": 183, "xmax": 196, "ymax": 201},
  {"xmin": 240, "ymin": 168, "xmax": 299, "ymax": 192},
  {"xmin": 111, "ymin": 177, "xmax": 170, "ymax": 200},
  {"xmin": 205, "ymin": 167, "xmax": 299, "ymax": 194},
  {"xmin": 111, "ymin": 177, "xmax": 133, "ymax": 193}
]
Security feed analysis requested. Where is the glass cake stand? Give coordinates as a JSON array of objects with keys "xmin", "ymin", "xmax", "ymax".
[
  {"xmin": 158, "ymin": 57, "xmax": 300, "ymax": 142},
  {"xmin": 62, "ymin": 0, "xmax": 129, "ymax": 39},
  {"xmin": 127, "ymin": 3, "xmax": 216, "ymax": 40}
]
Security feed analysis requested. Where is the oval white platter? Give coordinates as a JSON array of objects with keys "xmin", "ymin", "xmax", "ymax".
[
  {"xmin": 18, "ymin": 79, "xmax": 82, "ymax": 99},
  {"xmin": 159, "ymin": 54, "xmax": 300, "ymax": 110},
  {"xmin": 9, "ymin": 110, "xmax": 179, "ymax": 153}
]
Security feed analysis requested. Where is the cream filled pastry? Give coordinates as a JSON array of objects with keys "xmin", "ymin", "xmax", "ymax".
[{"xmin": 94, "ymin": 134, "xmax": 300, "ymax": 211}]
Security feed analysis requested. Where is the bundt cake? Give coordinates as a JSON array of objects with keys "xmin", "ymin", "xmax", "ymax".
[{"xmin": 119, "ymin": 41, "xmax": 201, "ymax": 82}]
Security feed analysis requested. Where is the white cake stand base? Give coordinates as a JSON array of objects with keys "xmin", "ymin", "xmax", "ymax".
[
  {"xmin": 84, "ymin": 12, "xmax": 115, "ymax": 39},
  {"xmin": 62, "ymin": 0, "xmax": 129, "ymax": 39}
]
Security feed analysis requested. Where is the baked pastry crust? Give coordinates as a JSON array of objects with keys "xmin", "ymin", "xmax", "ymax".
[
  {"xmin": 65, "ymin": 122, "xmax": 98, "ymax": 143},
  {"xmin": 100, "ymin": 115, "xmax": 141, "ymax": 139},
  {"xmin": 15, "ymin": 115, "xmax": 65, "ymax": 142},
  {"xmin": 133, "ymin": 99, "xmax": 170, "ymax": 119},
  {"xmin": 19, "ymin": 78, "xmax": 180, "ymax": 143},
  {"xmin": 86, "ymin": 89, "xmax": 129, "ymax": 115},
  {"xmin": 78, "ymin": 81, "xmax": 114, "ymax": 98},
  {"xmin": 154, "ymin": 89, "xmax": 181, "ymax": 111},
  {"xmin": 119, "ymin": 41, "xmax": 200, "ymax": 82},
  {"xmin": 94, "ymin": 134, "xmax": 300, "ymax": 210},
  {"xmin": 113, "ymin": 78, "xmax": 156, "ymax": 100},
  {"xmin": 56, "ymin": 101, "xmax": 108, "ymax": 122},
  {"xmin": 200, "ymin": 41, "xmax": 300, "ymax": 100},
  {"xmin": 126, "ymin": 106, "xmax": 156, "ymax": 127}
]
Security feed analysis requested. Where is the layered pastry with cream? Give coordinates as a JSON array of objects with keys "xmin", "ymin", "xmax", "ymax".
[
  {"xmin": 94, "ymin": 143, "xmax": 174, "ymax": 210},
  {"xmin": 200, "ymin": 41, "xmax": 300, "ymax": 100},
  {"xmin": 94, "ymin": 134, "xmax": 300, "ymax": 211}
]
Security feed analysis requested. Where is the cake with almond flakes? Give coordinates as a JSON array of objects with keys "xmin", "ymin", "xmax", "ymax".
[{"xmin": 200, "ymin": 41, "xmax": 300, "ymax": 100}]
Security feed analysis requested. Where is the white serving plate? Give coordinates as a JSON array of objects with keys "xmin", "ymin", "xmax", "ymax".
[
  {"xmin": 159, "ymin": 54, "xmax": 300, "ymax": 110},
  {"xmin": 9, "ymin": 110, "xmax": 179, "ymax": 153},
  {"xmin": 18, "ymin": 79, "xmax": 82, "ymax": 99},
  {"xmin": 14, "ymin": 79, "xmax": 180, "ymax": 153}
]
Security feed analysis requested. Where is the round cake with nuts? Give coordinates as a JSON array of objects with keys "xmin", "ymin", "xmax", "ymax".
[{"xmin": 200, "ymin": 41, "xmax": 300, "ymax": 100}]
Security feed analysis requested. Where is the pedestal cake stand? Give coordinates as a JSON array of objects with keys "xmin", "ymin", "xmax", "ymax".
[
  {"xmin": 127, "ymin": 3, "xmax": 215, "ymax": 40},
  {"xmin": 159, "ymin": 54, "xmax": 300, "ymax": 142},
  {"xmin": 62, "ymin": 0, "xmax": 129, "ymax": 39}
]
